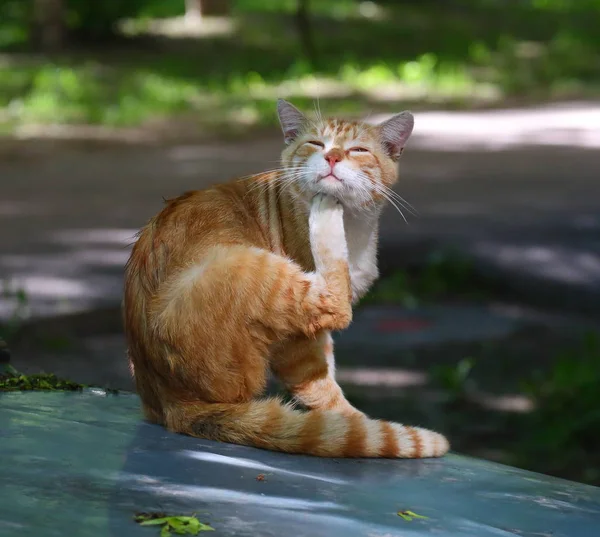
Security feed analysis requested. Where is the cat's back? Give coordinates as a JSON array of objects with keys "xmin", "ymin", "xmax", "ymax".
[{"xmin": 125, "ymin": 178, "xmax": 269, "ymax": 294}]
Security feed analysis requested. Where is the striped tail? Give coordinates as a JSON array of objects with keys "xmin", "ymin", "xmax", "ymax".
[{"xmin": 164, "ymin": 398, "xmax": 449, "ymax": 458}]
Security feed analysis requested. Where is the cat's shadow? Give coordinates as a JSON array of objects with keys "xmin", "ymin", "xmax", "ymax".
[{"xmin": 106, "ymin": 412, "xmax": 437, "ymax": 536}]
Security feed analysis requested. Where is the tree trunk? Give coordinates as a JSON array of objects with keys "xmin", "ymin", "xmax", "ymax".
[
  {"xmin": 296, "ymin": 0, "xmax": 318, "ymax": 69},
  {"xmin": 32, "ymin": 0, "xmax": 65, "ymax": 52},
  {"xmin": 185, "ymin": 0, "xmax": 231, "ymax": 20}
]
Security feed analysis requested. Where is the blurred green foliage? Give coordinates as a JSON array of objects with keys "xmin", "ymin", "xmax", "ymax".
[
  {"xmin": 360, "ymin": 249, "xmax": 497, "ymax": 308},
  {"xmin": 0, "ymin": 365, "xmax": 85, "ymax": 391},
  {"xmin": 1, "ymin": 0, "xmax": 599, "ymax": 130},
  {"xmin": 0, "ymin": 0, "xmax": 150, "ymax": 46},
  {"xmin": 0, "ymin": 280, "xmax": 28, "ymax": 342},
  {"xmin": 516, "ymin": 332, "xmax": 600, "ymax": 483}
]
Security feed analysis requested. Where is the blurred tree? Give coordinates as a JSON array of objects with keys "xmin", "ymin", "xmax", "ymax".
[
  {"xmin": 296, "ymin": 0, "xmax": 318, "ymax": 69},
  {"xmin": 185, "ymin": 0, "xmax": 230, "ymax": 21},
  {"xmin": 66, "ymin": 0, "xmax": 151, "ymax": 41},
  {"xmin": 31, "ymin": 0, "xmax": 65, "ymax": 51}
]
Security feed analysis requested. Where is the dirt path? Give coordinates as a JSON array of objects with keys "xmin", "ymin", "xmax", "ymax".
[{"xmin": 2, "ymin": 106, "xmax": 600, "ymax": 322}]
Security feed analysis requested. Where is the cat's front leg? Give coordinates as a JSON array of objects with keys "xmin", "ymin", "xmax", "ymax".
[
  {"xmin": 303, "ymin": 194, "xmax": 353, "ymax": 334},
  {"xmin": 309, "ymin": 193, "xmax": 349, "ymax": 275}
]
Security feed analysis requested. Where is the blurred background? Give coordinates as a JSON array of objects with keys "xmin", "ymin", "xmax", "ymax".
[{"xmin": 1, "ymin": 0, "xmax": 600, "ymax": 487}]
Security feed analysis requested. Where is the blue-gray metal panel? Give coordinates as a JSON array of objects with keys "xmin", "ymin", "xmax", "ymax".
[{"xmin": 1, "ymin": 390, "xmax": 599, "ymax": 537}]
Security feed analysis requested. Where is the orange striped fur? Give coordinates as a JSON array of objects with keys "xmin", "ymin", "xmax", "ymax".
[{"xmin": 123, "ymin": 100, "xmax": 450, "ymax": 458}]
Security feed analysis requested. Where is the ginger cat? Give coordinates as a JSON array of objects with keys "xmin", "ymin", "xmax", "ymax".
[{"xmin": 123, "ymin": 99, "xmax": 450, "ymax": 458}]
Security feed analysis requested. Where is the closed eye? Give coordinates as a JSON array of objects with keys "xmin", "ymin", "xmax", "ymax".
[
  {"xmin": 306, "ymin": 140, "xmax": 325, "ymax": 148},
  {"xmin": 349, "ymin": 147, "xmax": 369, "ymax": 153}
]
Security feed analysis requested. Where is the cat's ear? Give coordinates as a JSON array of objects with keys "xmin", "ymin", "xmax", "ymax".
[
  {"xmin": 277, "ymin": 99, "xmax": 307, "ymax": 144},
  {"xmin": 378, "ymin": 111, "xmax": 414, "ymax": 161}
]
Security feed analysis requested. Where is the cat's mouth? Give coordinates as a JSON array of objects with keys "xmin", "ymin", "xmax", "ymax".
[{"xmin": 317, "ymin": 173, "xmax": 342, "ymax": 182}]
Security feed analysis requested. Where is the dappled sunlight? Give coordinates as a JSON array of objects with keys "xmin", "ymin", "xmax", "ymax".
[
  {"xmin": 336, "ymin": 367, "xmax": 427, "ymax": 388},
  {"xmin": 182, "ymin": 451, "xmax": 348, "ymax": 484},
  {"xmin": 371, "ymin": 102, "xmax": 600, "ymax": 151},
  {"xmin": 1, "ymin": 249, "xmax": 129, "ymax": 272},
  {"xmin": 2, "ymin": 1, "xmax": 600, "ymax": 133},
  {"xmin": 66, "ymin": 248, "xmax": 131, "ymax": 267},
  {"xmin": 0, "ymin": 272, "xmax": 119, "ymax": 319},
  {"xmin": 11, "ymin": 276, "xmax": 91, "ymax": 298},
  {"xmin": 471, "ymin": 392, "xmax": 535, "ymax": 413},
  {"xmin": 129, "ymin": 481, "xmax": 345, "ymax": 511},
  {"xmin": 474, "ymin": 242, "xmax": 600, "ymax": 285},
  {"xmin": 49, "ymin": 228, "xmax": 138, "ymax": 246},
  {"xmin": 119, "ymin": 16, "xmax": 236, "ymax": 39},
  {"xmin": 0, "ymin": 227, "xmax": 135, "ymax": 321}
]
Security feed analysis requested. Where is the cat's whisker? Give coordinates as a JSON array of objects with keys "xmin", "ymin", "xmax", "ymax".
[
  {"xmin": 313, "ymin": 97, "xmax": 323, "ymax": 126},
  {"xmin": 237, "ymin": 165, "xmax": 310, "ymax": 181},
  {"xmin": 376, "ymin": 188, "xmax": 418, "ymax": 214},
  {"xmin": 236, "ymin": 168, "xmax": 288, "ymax": 185},
  {"xmin": 358, "ymin": 174, "xmax": 418, "ymax": 217},
  {"xmin": 371, "ymin": 185, "xmax": 412, "ymax": 218},
  {"xmin": 378, "ymin": 187, "xmax": 419, "ymax": 217},
  {"xmin": 355, "ymin": 174, "xmax": 412, "ymax": 222},
  {"xmin": 374, "ymin": 188, "xmax": 409, "ymax": 223},
  {"xmin": 373, "ymin": 181, "xmax": 416, "ymax": 208},
  {"xmin": 242, "ymin": 167, "xmax": 310, "ymax": 197},
  {"xmin": 268, "ymin": 175, "xmax": 307, "ymax": 202}
]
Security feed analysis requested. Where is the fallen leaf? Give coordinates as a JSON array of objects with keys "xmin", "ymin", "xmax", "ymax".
[
  {"xmin": 397, "ymin": 510, "xmax": 429, "ymax": 521},
  {"xmin": 140, "ymin": 518, "xmax": 172, "ymax": 526},
  {"xmin": 134, "ymin": 512, "xmax": 214, "ymax": 535}
]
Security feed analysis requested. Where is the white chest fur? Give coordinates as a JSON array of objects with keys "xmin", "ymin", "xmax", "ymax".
[{"xmin": 343, "ymin": 210, "xmax": 380, "ymax": 303}]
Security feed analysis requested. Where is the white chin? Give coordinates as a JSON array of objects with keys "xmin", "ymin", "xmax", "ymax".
[
  {"xmin": 306, "ymin": 177, "xmax": 365, "ymax": 208},
  {"xmin": 313, "ymin": 177, "xmax": 343, "ymax": 196}
]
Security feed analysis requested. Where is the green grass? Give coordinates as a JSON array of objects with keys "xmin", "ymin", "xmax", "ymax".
[
  {"xmin": 514, "ymin": 332, "xmax": 600, "ymax": 484},
  {"xmin": 0, "ymin": 364, "xmax": 85, "ymax": 391},
  {"xmin": 1, "ymin": 1, "xmax": 599, "ymax": 132}
]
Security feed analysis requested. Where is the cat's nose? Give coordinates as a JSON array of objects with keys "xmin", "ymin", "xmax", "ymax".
[{"xmin": 324, "ymin": 149, "xmax": 344, "ymax": 168}]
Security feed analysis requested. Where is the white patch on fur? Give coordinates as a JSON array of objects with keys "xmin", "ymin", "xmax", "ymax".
[
  {"xmin": 364, "ymin": 419, "xmax": 384, "ymax": 457},
  {"xmin": 321, "ymin": 412, "xmax": 349, "ymax": 455},
  {"xmin": 343, "ymin": 209, "xmax": 380, "ymax": 303},
  {"xmin": 309, "ymin": 194, "xmax": 348, "ymax": 270},
  {"xmin": 177, "ymin": 263, "xmax": 207, "ymax": 289},
  {"xmin": 306, "ymin": 196, "xmax": 380, "ymax": 303},
  {"xmin": 418, "ymin": 429, "xmax": 436, "ymax": 457},
  {"xmin": 304, "ymin": 272, "xmax": 328, "ymax": 303},
  {"xmin": 416, "ymin": 427, "xmax": 449, "ymax": 457},
  {"xmin": 159, "ymin": 262, "xmax": 208, "ymax": 313},
  {"xmin": 324, "ymin": 332, "xmax": 336, "ymax": 375},
  {"xmin": 296, "ymin": 377, "xmax": 334, "ymax": 409},
  {"xmin": 391, "ymin": 422, "xmax": 414, "ymax": 457},
  {"xmin": 278, "ymin": 403, "xmax": 306, "ymax": 445}
]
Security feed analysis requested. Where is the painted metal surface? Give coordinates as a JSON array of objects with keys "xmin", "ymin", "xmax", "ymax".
[{"xmin": 1, "ymin": 390, "xmax": 599, "ymax": 537}]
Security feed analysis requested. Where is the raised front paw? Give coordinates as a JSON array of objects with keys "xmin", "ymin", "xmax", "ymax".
[
  {"xmin": 306, "ymin": 306, "xmax": 353, "ymax": 337},
  {"xmin": 302, "ymin": 282, "xmax": 353, "ymax": 337}
]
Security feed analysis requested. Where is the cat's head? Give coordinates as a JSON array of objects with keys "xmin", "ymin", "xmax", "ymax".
[{"xmin": 277, "ymin": 99, "xmax": 413, "ymax": 211}]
